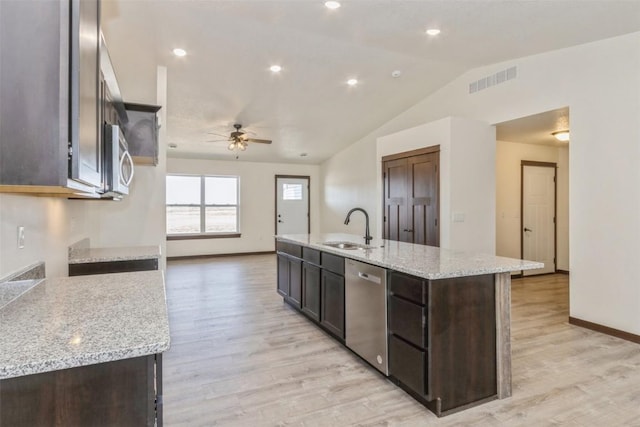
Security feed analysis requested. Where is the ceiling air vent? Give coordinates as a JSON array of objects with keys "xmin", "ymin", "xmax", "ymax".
[{"xmin": 469, "ymin": 66, "xmax": 517, "ymax": 94}]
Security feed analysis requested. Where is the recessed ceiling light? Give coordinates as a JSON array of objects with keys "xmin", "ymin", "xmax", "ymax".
[
  {"xmin": 391, "ymin": 70, "xmax": 402, "ymax": 78},
  {"xmin": 270, "ymin": 65, "xmax": 282, "ymax": 73},
  {"xmin": 425, "ymin": 28, "xmax": 441, "ymax": 36},
  {"xmin": 325, "ymin": 1, "xmax": 341, "ymax": 10},
  {"xmin": 347, "ymin": 78, "xmax": 358, "ymax": 86},
  {"xmin": 172, "ymin": 48, "xmax": 187, "ymax": 57}
]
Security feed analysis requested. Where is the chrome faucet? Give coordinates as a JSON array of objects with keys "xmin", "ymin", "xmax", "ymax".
[{"xmin": 344, "ymin": 207, "xmax": 372, "ymax": 244}]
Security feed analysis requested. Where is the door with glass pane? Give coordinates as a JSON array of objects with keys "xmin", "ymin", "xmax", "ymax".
[{"xmin": 276, "ymin": 176, "xmax": 310, "ymax": 236}]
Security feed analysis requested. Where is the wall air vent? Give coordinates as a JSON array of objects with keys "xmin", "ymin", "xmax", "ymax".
[{"xmin": 469, "ymin": 66, "xmax": 517, "ymax": 94}]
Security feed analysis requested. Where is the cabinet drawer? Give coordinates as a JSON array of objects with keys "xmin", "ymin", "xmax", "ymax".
[
  {"xmin": 389, "ymin": 334, "xmax": 427, "ymax": 397},
  {"xmin": 389, "ymin": 271, "xmax": 427, "ymax": 305},
  {"xmin": 302, "ymin": 247, "xmax": 321, "ymax": 265},
  {"xmin": 276, "ymin": 241, "xmax": 302, "ymax": 258},
  {"xmin": 388, "ymin": 295, "xmax": 426, "ymax": 348},
  {"xmin": 321, "ymin": 252, "xmax": 344, "ymax": 276}
]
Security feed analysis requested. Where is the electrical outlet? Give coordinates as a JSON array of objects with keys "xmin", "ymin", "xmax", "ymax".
[{"xmin": 17, "ymin": 226, "xmax": 25, "ymax": 249}]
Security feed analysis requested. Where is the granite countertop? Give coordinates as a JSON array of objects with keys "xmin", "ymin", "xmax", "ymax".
[
  {"xmin": 0, "ymin": 270, "xmax": 170, "ymax": 380},
  {"xmin": 0, "ymin": 279, "xmax": 43, "ymax": 310},
  {"xmin": 68, "ymin": 245, "xmax": 161, "ymax": 264},
  {"xmin": 277, "ymin": 233, "xmax": 543, "ymax": 280}
]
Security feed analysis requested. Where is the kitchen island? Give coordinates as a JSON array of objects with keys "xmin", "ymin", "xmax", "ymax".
[
  {"xmin": 0, "ymin": 270, "xmax": 170, "ymax": 426},
  {"xmin": 276, "ymin": 233, "xmax": 541, "ymax": 416}
]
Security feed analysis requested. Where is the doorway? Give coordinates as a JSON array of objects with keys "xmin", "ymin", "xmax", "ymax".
[
  {"xmin": 275, "ymin": 175, "xmax": 310, "ymax": 235},
  {"xmin": 382, "ymin": 146, "xmax": 439, "ymax": 246},
  {"xmin": 522, "ymin": 161, "xmax": 556, "ymax": 275}
]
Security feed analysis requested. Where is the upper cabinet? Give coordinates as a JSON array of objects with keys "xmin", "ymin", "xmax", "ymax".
[
  {"xmin": 0, "ymin": 0, "xmax": 103, "ymax": 196},
  {"xmin": 123, "ymin": 103, "xmax": 162, "ymax": 166}
]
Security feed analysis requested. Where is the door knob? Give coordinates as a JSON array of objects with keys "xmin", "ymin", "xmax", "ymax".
[
  {"xmin": 524, "ymin": 227, "xmax": 532, "ymax": 232},
  {"xmin": 278, "ymin": 220, "xmax": 283, "ymax": 223}
]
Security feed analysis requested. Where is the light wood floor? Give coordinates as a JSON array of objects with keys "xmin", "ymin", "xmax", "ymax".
[{"xmin": 163, "ymin": 255, "xmax": 640, "ymax": 426}]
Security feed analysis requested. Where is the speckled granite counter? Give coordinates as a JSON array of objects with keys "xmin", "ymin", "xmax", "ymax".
[
  {"xmin": 68, "ymin": 245, "xmax": 161, "ymax": 264},
  {"xmin": 0, "ymin": 270, "xmax": 170, "ymax": 380},
  {"xmin": 277, "ymin": 233, "xmax": 542, "ymax": 280}
]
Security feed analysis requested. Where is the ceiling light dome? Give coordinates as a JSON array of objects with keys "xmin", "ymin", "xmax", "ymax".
[
  {"xmin": 270, "ymin": 65, "xmax": 282, "ymax": 73},
  {"xmin": 552, "ymin": 130, "xmax": 570, "ymax": 142},
  {"xmin": 347, "ymin": 78, "xmax": 358, "ymax": 86},
  {"xmin": 425, "ymin": 28, "xmax": 441, "ymax": 36},
  {"xmin": 172, "ymin": 48, "xmax": 187, "ymax": 57},
  {"xmin": 325, "ymin": 1, "xmax": 341, "ymax": 9}
]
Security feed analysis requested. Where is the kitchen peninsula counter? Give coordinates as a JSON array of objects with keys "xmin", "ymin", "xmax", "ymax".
[
  {"xmin": 277, "ymin": 233, "xmax": 542, "ymax": 279},
  {"xmin": 68, "ymin": 244, "xmax": 161, "ymax": 264},
  {"xmin": 275, "ymin": 233, "xmax": 542, "ymax": 417}
]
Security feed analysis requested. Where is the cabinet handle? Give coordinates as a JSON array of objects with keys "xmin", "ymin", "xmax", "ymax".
[{"xmin": 403, "ymin": 229, "xmax": 414, "ymax": 232}]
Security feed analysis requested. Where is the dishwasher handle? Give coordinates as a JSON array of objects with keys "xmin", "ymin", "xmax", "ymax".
[{"xmin": 357, "ymin": 272, "xmax": 382, "ymax": 284}]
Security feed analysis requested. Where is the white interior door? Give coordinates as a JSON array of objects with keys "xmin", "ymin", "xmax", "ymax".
[
  {"xmin": 522, "ymin": 164, "xmax": 556, "ymax": 275},
  {"xmin": 276, "ymin": 176, "xmax": 309, "ymax": 235}
]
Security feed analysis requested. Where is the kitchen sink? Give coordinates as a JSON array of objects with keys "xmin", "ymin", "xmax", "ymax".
[{"xmin": 322, "ymin": 241, "xmax": 375, "ymax": 250}]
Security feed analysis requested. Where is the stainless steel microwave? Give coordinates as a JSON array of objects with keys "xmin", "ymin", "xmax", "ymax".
[{"xmin": 104, "ymin": 124, "xmax": 134, "ymax": 199}]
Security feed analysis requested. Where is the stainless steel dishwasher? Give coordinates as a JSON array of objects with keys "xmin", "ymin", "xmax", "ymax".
[{"xmin": 345, "ymin": 259, "xmax": 388, "ymax": 375}]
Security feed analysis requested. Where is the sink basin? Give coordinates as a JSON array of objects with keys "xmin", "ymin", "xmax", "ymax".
[{"xmin": 322, "ymin": 241, "xmax": 374, "ymax": 250}]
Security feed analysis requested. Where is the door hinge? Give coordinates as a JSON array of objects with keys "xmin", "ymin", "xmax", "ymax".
[
  {"xmin": 67, "ymin": 141, "xmax": 73, "ymax": 159},
  {"xmin": 553, "ymin": 217, "xmax": 556, "ymax": 224},
  {"xmin": 435, "ymin": 218, "xmax": 438, "ymax": 227},
  {"xmin": 383, "ymin": 216, "xmax": 386, "ymax": 223}
]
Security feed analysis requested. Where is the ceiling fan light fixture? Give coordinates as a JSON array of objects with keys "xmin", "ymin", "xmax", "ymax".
[
  {"xmin": 228, "ymin": 142, "xmax": 236, "ymax": 150},
  {"xmin": 552, "ymin": 130, "xmax": 570, "ymax": 142},
  {"xmin": 240, "ymin": 143, "xmax": 247, "ymax": 151}
]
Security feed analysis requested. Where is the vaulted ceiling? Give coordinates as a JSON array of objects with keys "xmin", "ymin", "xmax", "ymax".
[{"xmin": 102, "ymin": 1, "xmax": 640, "ymax": 164}]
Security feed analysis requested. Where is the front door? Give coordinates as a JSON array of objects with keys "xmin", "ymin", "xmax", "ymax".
[
  {"xmin": 276, "ymin": 176, "xmax": 310, "ymax": 235},
  {"xmin": 522, "ymin": 162, "xmax": 556, "ymax": 275}
]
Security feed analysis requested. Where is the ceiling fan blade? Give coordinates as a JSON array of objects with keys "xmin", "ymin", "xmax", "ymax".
[
  {"xmin": 207, "ymin": 132, "xmax": 230, "ymax": 138},
  {"xmin": 246, "ymin": 138, "xmax": 272, "ymax": 144},
  {"xmin": 206, "ymin": 139, "xmax": 229, "ymax": 143}
]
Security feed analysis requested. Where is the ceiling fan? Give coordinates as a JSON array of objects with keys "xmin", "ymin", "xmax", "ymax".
[{"xmin": 208, "ymin": 124, "xmax": 272, "ymax": 153}]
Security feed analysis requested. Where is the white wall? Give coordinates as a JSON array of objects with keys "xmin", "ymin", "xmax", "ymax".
[
  {"xmin": 167, "ymin": 158, "xmax": 320, "ymax": 257},
  {"xmin": 321, "ymin": 32, "xmax": 640, "ymax": 335},
  {"xmin": 375, "ymin": 117, "xmax": 496, "ymax": 253},
  {"xmin": 0, "ymin": 66, "xmax": 168, "ymax": 278},
  {"xmin": 495, "ymin": 140, "xmax": 569, "ymax": 271}
]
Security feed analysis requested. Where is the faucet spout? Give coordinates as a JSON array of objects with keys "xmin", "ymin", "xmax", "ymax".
[{"xmin": 344, "ymin": 208, "xmax": 372, "ymax": 244}]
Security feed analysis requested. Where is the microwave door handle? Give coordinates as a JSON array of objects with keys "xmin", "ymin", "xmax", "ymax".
[{"xmin": 120, "ymin": 150, "xmax": 135, "ymax": 186}]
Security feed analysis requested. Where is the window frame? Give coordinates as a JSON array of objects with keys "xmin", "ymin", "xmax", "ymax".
[{"xmin": 166, "ymin": 174, "xmax": 241, "ymax": 240}]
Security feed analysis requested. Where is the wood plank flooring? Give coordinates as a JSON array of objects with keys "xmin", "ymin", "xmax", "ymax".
[{"xmin": 163, "ymin": 256, "xmax": 640, "ymax": 426}]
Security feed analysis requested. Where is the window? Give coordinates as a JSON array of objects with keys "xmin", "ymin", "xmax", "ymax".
[
  {"xmin": 166, "ymin": 174, "xmax": 240, "ymax": 237},
  {"xmin": 282, "ymin": 183, "xmax": 303, "ymax": 200}
]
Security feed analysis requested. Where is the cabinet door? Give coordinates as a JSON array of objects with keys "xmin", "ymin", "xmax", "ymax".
[
  {"xmin": 277, "ymin": 254, "xmax": 289, "ymax": 297},
  {"xmin": 288, "ymin": 258, "xmax": 302, "ymax": 308},
  {"xmin": 383, "ymin": 158, "xmax": 410, "ymax": 242},
  {"xmin": 321, "ymin": 270, "xmax": 345, "ymax": 339},
  {"xmin": 69, "ymin": 0, "xmax": 102, "ymax": 188},
  {"xmin": 302, "ymin": 262, "xmax": 321, "ymax": 322}
]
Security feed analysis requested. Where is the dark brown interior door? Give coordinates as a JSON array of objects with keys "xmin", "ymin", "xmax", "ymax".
[
  {"xmin": 384, "ymin": 158, "xmax": 409, "ymax": 242},
  {"xmin": 383, "ymin": 147, "xmax": 439, "ymax": 246},
  {"xmin": 409, "ymin": 153, "xmax": 439, "ymax": 246}
]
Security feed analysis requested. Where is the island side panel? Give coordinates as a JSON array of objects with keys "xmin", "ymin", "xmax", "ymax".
[{"xmin": 495, "ymin": 272, "xmax": 512, "ymax": 398}]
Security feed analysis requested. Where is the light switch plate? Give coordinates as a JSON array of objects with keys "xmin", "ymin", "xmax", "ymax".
[{"xmin": 17, "ymin": 226, "xmax": 25, "ymax": 249}]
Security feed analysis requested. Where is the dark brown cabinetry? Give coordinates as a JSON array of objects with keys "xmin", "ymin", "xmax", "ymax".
[
  {"xmin": 383, "ymin": 147, "xmax": 439, "ymax": 246},
  {"xmin": 0, "ymin": 0, "xmax": 103, "ymax": 196},
  {"xmin": 320, "ymin": 269, "xmax": 345, "ymax": 339},
  {"xmin": 301, "ymin": 248, "xmax": 321, "ymax": 322},
  {"xmin": 0, "ymin": 354, "xmax": 163, "ymax": 427},
  {"xmin": 123, "ymin": 103, "xmax": 162, "ymax": 166},
  {"xmin": 69, "ymin": 258, "xmax": 159, "ymax": 276},
  {"xmin": 388, "ymin": 271, "xmax": 497, "ymax": 416},
  {"xmin": 276, "ymin": 242, "xmax": 345, "ymax": 340}
]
